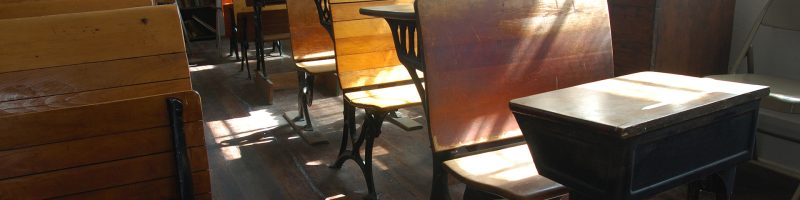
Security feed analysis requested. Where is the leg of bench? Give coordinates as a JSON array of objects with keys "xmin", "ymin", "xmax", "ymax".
[
  {"xmin": 430, "ymin": 153, "xmax": 451, "ymax": 200},
  {"xmin": 792, "ymin": 184, "xmax": 800, "ymax": 200},
  {"xmin": 167, "ymin": 98, "xmax": 195, "ymax": 200},
  {"xmin": 330, "ymin": 108, "xmax": 388, "ymax": 199}
]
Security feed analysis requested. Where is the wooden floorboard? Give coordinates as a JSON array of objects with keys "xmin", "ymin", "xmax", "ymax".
[{"xmin": 188, "ymin": 40, "xmax": 799, "ymax": 200}]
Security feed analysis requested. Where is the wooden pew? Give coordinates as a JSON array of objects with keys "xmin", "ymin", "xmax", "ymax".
[
  {"xmin": 280, "ymin": 0, "xmax": 338, "ymax": 144},
  {"xmin": 410, "ymin": 0, "xmax": 614, "ymax": 199},
  {"xmin": 0, "ymin": 5, "xmax": 209, "ymax": 199},
  {"xmin": 0, "ymin": 0, "xmax": 153, "ymax": 19}
]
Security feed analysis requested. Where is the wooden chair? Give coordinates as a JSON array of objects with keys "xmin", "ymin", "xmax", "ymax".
[
  {"xmin": 0, "ymin": 0, "xmax": 153, "ymax": 19},
  {"xmin": 312, "ymin": 0, "xmax": 425, "ymax": 198},
  {"xmin": 0, "ymin": 6, "xmax": 209, "ymax": 199},
  {"xmin": 410, "ymin": 0, "xmax": 615, "ymax": 199},
  {"xmin": 707, "ymin": 0, "xmax": 800, "ymax": 198},
  {"xmin": 280, "ymin": 0, "xmax": 337, "ymax": 143}
]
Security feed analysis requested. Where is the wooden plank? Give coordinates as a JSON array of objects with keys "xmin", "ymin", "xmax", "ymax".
[
  {"xmin": 0, "ymin": 79, "xmax": 191, "ymax": 117},
  {"xmin": 0, "ymin": 147, "xmax": 208, "ymax": 199},
  {"xmin": 0, "ymin": 121, "xmax": 203, "ymax": 179},
  {"xmin": 0, "ymin": 5, "xmax": 186, "ymax": 74},
  {"xmin": 53, "ymin": 171, "xmax": 211, "ymax": 200},
  {"xmin": 286, "ymin": 0, "xmax": 335, "ymax": 61},
  {"xmin": 335, "ymin": 50, "xmax": 401, "ymax": 73},
  {"xmin": 0, "ymin": 53, "xmax": 190, "ymax": 103},
  {"xmin": 334, "ymin": 34, "xmax": 397, "ymax": 55},
  {"xmin": 0, "ymin": 91, "xmax": 202, "ymax": 150},
  {"xmin": 332, "ymin": 18, "xmax": 393, "ymax": 39},
  {"xmin": 417, "ymin": 0, "xmax": 614, "ymax": 152},
  {"xmin": 0, "ymin": 0, "xmax": 153, "ymax": 19}
]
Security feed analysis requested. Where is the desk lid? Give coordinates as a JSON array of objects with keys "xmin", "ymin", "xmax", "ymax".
[
  {"xmin": 360, "ymin": 4, "xmax": 416, "ymax": 21},
  {"xmin": 510, "ymin": 72, "xmax": 770, "ymax": 138}
]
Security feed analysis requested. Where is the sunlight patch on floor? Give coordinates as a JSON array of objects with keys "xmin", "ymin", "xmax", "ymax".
[{"xmin": 207, "ymin": 109, "xmax": 284, "ymax": 160}]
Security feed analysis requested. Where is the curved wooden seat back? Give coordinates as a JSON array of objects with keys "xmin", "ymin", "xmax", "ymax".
[
  {"xmin": 286, "ymin": 0, "xmax": 335, "ymax": 61},
  {"xmin": 0, "ymin": 0, "xmax": 153, "ymax": 19},
  {"xmin": 328, "ymin": 0, "xmax": 412, "ymax": 91},
  {"xmin": 416, "ymin": 0, "xmax": 615, "ymax": 152},
  {"xmin": 0, "ymin": 5, "xmax": 191, "ymax": 116}
]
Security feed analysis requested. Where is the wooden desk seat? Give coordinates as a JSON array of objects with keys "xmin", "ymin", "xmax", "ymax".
[
  {"xmin": 443, "ymin": 145, "xmax": 566, "ymax": 199},
  {"xmin": 345, "ymin": 84, "xmax": 421, "ymax": 110},
  {"xmin": 0, "ymin": 6, "xmax": 208, "ymax": 199},
  {"xmin": 0, "ymin": 0, "xmax": 153, "ymax": 19},
  {"xmin": 410, "ymin": 0, "xmax": 615, "ymax": 199},
  {"xmin": 296, "ymin": 58, "xmax": 337, "ymax": 74}
]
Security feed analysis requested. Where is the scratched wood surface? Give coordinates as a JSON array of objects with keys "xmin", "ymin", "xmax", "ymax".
[
  {"xmin": 417, "ymin": 0, "xmax": 614, "ymax": 152},
  {"xmin": 286, "ymin": 0, "xmax": 335, "ymax": 61},
  {"xmin": 0, "ymin": 0, "xmax": 153, "ymax": 19}
]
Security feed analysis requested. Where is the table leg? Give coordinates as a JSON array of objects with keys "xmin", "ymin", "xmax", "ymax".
[
  {"xmin": 713, "ymin": 167, "xmax": 737, "ymax": 200},
  {"xmin": 568, "ymin": 190, "xmax": 592, "ymax": 200}
]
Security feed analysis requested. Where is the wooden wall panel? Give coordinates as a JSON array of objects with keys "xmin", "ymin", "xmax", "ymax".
[
  {"xmin": 0, "ymin": 0, "xmax": 153, "ymax": 19},
  {"xmin": 286, "ymin": 0, "xmax": 335, "ymax": 61},
  {"xmin": 0, "ymin": 91, "xmax": 202, "ymax": 150},
  {"xmin": 0, "ymin": 6, "xmax": 186, "ymax": 74},
  {"xmin": 418, "ymin": 0, "xmax": 614, "ymax": 151}
]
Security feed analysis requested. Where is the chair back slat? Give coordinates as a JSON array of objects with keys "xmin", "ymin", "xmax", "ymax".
[{"xmin": 286, "ymin": 0, "xmax": 335, "ymax": 61}]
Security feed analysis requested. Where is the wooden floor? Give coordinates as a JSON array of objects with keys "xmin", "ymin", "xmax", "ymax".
[{"xmin": 188, "ymin": 40, "xmax": 799, "ymax": 200}]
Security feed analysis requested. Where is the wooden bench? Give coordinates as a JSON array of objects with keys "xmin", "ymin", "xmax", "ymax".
[
  {"xmin": 408, "ymin": 0, "xmax": 614, "ymax": 199},
  {"xmin": 0, "ymin": 0, "xmax": 153, "ymax": 19},
  {"xmin": 0, "ymin": 5, "xmax": 209, "ymax": 199}
]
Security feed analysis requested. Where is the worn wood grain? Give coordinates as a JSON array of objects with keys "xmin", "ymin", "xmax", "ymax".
[
  {"xmin": 286, "ymin": 0, "xmax": 335, "ymax": 61},
  {"xmin": 0, "ymin": 148, "xmax": 208, "ymax": 199},
  {"xmin": 0, "ymin": 0, "xmax": 153, "ymax": 19},
  {"xmin": 0, "ymin": 5, "xmax": 185, "ymax": 74},
  {"xmin": 0, "ymin": 121, "xmax": 203, "ymax": 179},
  {"xmin": 0, "ymin": 53, "xmax": 189, "ymax": 103},
  {"xmin": 0, "ymin": 79, "xmax": 192, "ymax": 116},
  {"xmin": 0, "ymin": 91, "xmax": 202, "ymax": 151},
  {"xmin": 53, "ymin": 171, "xmax": 211, "ymax": 200},
  {"xmin": 417, "ymin": 0, "xmax": 614, "ymax": 151}
]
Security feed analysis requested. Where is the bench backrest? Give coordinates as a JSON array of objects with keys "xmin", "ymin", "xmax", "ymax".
[
  {"xmin": 0, "ymin": 0, "xmax": 153, "ymax": 19},
  {"xmin": 0, "ymin": 91, "xmax": 209, "ymax": 199},
  {"xmin": 328, "ymin": 0, "xmax": 412, "ymax": 84},
  {"xmin": 286, "ymin": 0, "xmax": 335, "ymax": 61},
  {"xmin": 416, "ymin": 0, "xmax": 615, "ymax": 152},
  {"xmin": 0, "ymin": 5, "xmax": 208, "ymax": 199},
  {"xmin": 0, "ymin": 5, "xmax": 191, "ymax": 116}
]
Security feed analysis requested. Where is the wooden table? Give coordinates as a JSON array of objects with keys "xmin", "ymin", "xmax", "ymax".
[{"xmin": 510, "ymin": 72, "xmax": 770, "ymax": 199}]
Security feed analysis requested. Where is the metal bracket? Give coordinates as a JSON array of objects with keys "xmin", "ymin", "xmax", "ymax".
[{"xmin": 167, "ymin": 98, "xmax": 195, "ymax": 200}]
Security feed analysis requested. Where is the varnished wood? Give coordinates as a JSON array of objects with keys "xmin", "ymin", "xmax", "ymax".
[
  {"xmin": 345, "ymin": 84, "xmax": 421, "ymax": 110},
  {"xmin": 609, "ymin": 0, "xmax": 735, "ymax": 76},
  {"xmin": 0, "ymin": 79, "xmax": 191, "ymax": 116},
  {"xmin": 358, "ymin": 4, "xmax": 415, "ymax": 21},
  {"xmin": 0, "ymin": 148, "xmax": 208, "ymax": 199},
  {"xmin": 338, "ymin": 65, "xmax": 420, "ymax": 92},
  {"xmin": 286, "ymin": 0, "xmax": 335, "ymax": 61},
  {"xmin": 0, "ymin": 53, "xmax": 190, "ymax": 102},
  {"xmin": 417, "ymin": 0, "xmax": 614, "ymax": 152},
  {"xmin": 0, "ymin": 122, "xmax": 204, "ymax": 179},
  {"xmin": 0, "ymin": 5, "xmax": 186, "ymax": 74},
  {"xmin": 54, "ymin": 171, "xmax": 211, "ymax": 200},
  {"xmin": 331, "ymin": 1, "xmax": 409, "ymax": 22},
  {"xmin": 443, "ymin": 144, "xmax": 566, "ymax": 200},
  {"xmin": 0, "ymin": 91, "xmax": 202, "ymax": 151},
  {"xmin": 0, "ymin": 0, "xmax": 153, "ymax": 19},
  {"xmin": 510, "ymin": 72, "xmax": 770, "ymax": 138},
  {"xmin": 296, "ymin": 59, "xmax": 337, "ymax": 74}
]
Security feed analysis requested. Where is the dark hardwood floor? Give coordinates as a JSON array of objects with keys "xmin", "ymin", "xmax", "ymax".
[{"xmin": 187, "ymin": 40, "xmax": 799, "ymax": 200}]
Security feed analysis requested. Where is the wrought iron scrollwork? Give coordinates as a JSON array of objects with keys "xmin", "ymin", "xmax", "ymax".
[{"xmin": 313, "ymin": 0, "xmax": 334, "ymax": 38}]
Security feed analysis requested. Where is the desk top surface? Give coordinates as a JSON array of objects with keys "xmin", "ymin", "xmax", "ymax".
[
  {"xmin": 359, "ymin": 4, "xmax": 415, "ymax": 21},
  {"xmin": 510, "ymin": 72, "xmax": 770, "ymax": 138}
]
